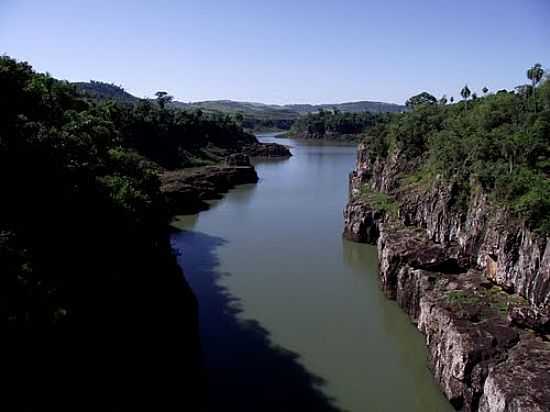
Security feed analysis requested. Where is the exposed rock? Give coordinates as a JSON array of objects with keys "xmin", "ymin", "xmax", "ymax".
[
  {"xmin": 343, "ymin": 141, "xmax": 550, "ymax": 411},
  {"xmin": 242, "ymin": 142, "xmax": 292, "ymax": 158},
  {"xmin": 507, "ymin": 301, "xmax": 550, "ymax": 334},
  {"xmin": 479, "ymin": 336, "xmax": 550, "ymax": 412},
  {"xmin": 225, "ymin": 153, "xmax": 252, "ymax": 167},
  {"xmin": 345, "ymin": 141, "xmax": 550, "ymax": 316},
  {"xmin": 377, "ymin": 222, "xmax": 467, "ymax": 299},
  {"xmin": 343, "ymin": 199, "xmax": 381, "ymax": 243},
  {"xmin": 397, "ymin": 180, "xmax": 550, "ymax": 312},
  {"xmin": 161, "ymin": 162, "xmax": 258, "ymax": 214}
]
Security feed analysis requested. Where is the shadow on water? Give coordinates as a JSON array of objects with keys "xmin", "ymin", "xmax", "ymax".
[{"xmin": 172, "ymin": 229, "xmax": 346, "ymax": 412}]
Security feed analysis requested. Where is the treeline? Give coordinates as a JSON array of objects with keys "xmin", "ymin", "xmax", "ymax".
[
  {"xmin": 364, "ymin": 64, "xmax": 550, "ymax": 234},
  {"xmin": 289, "ymin": 109, "xmax": 394, "ymax": 140},
  {"xmin": 1, "ymin": 55, "xmax": 257, "ymax": 328},
  {"xmin": 239, "ymin": 115, "xmax": 295, "ymax": 132},
  {"xmin": 1, "ymin": 55, "xmax": 258, "ymax": 408},
  {"xmin": 107, "ymin": 100, "xmax": 256, "ymax": 169}
]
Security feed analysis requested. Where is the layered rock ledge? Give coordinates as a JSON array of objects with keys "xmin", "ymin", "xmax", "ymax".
[
  {"xmin": 343, "ymin": 143, "xmax": 550, "ymax": 411},
  {"xmin": 161, "ymin": 154, "xmax": 259, "ymax": 215}
]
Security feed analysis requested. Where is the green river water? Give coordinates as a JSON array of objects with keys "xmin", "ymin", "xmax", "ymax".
[{"xmin": 171, "ymin": 133, "xmax": 453, "ymax": 412}]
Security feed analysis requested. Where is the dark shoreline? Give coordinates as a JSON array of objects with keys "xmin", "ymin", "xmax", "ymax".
[{"xmin": 161, "ymin": 145, "xmax": 292, "ymax": 215}]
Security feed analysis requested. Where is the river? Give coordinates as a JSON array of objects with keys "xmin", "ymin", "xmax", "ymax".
[{"xmin": 170, "ymin": 133, "xmax": 453, "ymax": 412}]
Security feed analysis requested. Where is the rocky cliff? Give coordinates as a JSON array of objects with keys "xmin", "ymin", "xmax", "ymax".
[{"xmin": 344, "ymin": 142, "xmax": 550, "ymax": 411}]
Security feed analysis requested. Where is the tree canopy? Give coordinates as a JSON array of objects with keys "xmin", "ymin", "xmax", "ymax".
[
  {"xmin": 288, "ymin": 110, "xmax": 393, "ymax": 140},
  {"xmin": 0, "ymin": 55, "xmax": 254, "ymax": 331},
  {"xmin": 363, "ymin": 65, "xmax": 550, "ymax": 234},
  {"xmin": 405, "ymin": 92, "xmax": 437, "ymax": 108}
]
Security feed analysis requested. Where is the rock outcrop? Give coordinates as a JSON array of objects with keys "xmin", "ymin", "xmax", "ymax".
[
  {"xmin": 343, "ymin": 142, "xmax": 550, "ymax": 411},
  {"xmin": 242, "ymin": 142, "xmax": 292, "ymax": 158},
  {"xmin": 161, "ymin": 157, "xmax": 259, "ymax": 214}
]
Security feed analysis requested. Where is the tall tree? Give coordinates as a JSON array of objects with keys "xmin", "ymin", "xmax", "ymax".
[
  {"xmin": 527, "ymin": 63, "xmax": 545, "ymax": 112},
  {"xmin": 482, "ymin": 86, "xmax": 489, "ymax": 95},
  {"xmin": 155, "ymin": 91, "xmax": 173, "ymax": 110},
  {"xmin": 405, "ymin": 92, "xmax": 437, "ymax": 109},
  {"xmin": 461, "ymin": 85, "xmax": 471, "ymax": 111}
]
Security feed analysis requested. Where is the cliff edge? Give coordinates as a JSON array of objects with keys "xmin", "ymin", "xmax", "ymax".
[{"xmin": 344, "ymin": 141, "xmax": 550, "ymax": 411}]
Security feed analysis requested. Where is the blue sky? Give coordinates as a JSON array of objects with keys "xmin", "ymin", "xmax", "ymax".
[{"xmin": 1, "ymin": 0, "xmax": 548, "ymax": 104}]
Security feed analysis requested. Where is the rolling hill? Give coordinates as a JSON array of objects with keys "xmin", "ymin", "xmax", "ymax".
[{"xmin": 73, "ymin": 81, "xmax": 405, "ymax": 130}]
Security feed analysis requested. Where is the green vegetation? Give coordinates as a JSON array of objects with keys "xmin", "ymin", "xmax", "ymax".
[
  {"xmin": 74, "ymin": 82, "xmax": 300, "ymax": 132},
  {"xmin": 73, "ymin": 80, "xmax": 140, "ymax": 104},
  {"xmin": 173, "ymin": 100, "xmax": 300, "ymax": 132},
  {"xmin": 74, "ymin": 82, "xmax": 405, "ymax": 133},
  {"xmin": 107, "ymin": 98, "xmax": 256, "ymax": 169},
  {"xmin": 285, "ymin": 101, "xmax": 405, "ymax": 114},
  {"xmin": 446, "ymin": 286, "xmax": 524, "ymax": 318},
  {"xmin": 0, "ymin": 55, "xmax": 254, "ymax": 330},
  {"xmin": 405, "ymin": 92, "xmax": 437, "ymax": 108},
  {"xmin": 289, "ymin": 109, "xmax": 394, "ymax": 140},
  {"xmin": 363, "ymin": 64, "xmax": 550, "ymax": 234},
  {"xmin": 360, "ymin": 186, "xmax": 399, "ymax": 217}
]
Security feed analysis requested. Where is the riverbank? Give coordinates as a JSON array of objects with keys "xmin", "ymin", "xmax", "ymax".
[
  {"xmin": 171, "ymin": 135, "xmax": 453, "ymax": 412},
  {"xmin": 161, "ymin": 143, "xmax": 291, "ymax": 215},
  {"xmin": 343, "ymin": 142, "xmax": 550, "ymax": 411},
  {"xmin": 281, "ymin": 132, "xmax": 362, "ymax": 143}
]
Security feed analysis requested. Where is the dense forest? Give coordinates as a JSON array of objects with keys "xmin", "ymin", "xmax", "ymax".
[
  {"xmin": 1, "ymin": 56, "xmax": 276, "ymax": 409},
  {"xmin": 288, "ymin": 109, "xmax": 394, "ymax": 140},
  {"xmin": 363, "ymin": 65, "xmax": 550, "ymax": 234}
]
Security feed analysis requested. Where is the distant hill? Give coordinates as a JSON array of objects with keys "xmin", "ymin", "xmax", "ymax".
[
  {"xmin": 73, "ymin": 81, "xmax": 140, "ymax": 104},
  {"xmin": 73, "ymin": 81, "xmax": 404, "ymax": 113},
  {"xmin": 283, "ymin": 101, "xmax": 404, "ymax": 114},
  {"xmin": 73, "ymin": 81, "xmax": 405, "ymax": 130},
  {"xmin": 172, "ymin": 100, "xmax": 300, "ymax": 121}
]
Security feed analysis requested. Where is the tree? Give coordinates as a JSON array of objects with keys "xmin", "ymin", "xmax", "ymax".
[
  {"xmin": 527, "ymin": 63, "xmax": 545, "ymax": 112},
  {"xmin": 472, "ymin": 92, "xmax": 478, "ymax": 100},
  {"xmin": 439, "ymin": 95, "xmax": 448, "ymax": 105},
  {"xmin": 515, "ymin": 85, "xmax": 533, "ymax": 100},
  {"xmin": 450, "ymin": 96, "xmax": 455, "ymax": 103},
  {"xmin": 234, "ymin": 113, "xmax": 244, "ymax": 123},
  {"xmin": 155, "ymin": 91, "xmax": 173, "ymax": 109},
  {"xmin": 461, "ymin": 85, "xmax": 471, "ymax": 111},
  {"xmin": 405, "ymin": 92, "xmax": 437, "ymax": 109},
  {"xmin": 482, "ymin": 87, "xmax": 489, "ymax": 95}
]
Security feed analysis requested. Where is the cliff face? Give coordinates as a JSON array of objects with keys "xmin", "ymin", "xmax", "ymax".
[
  {"xmin": 346, "ymin": 142, "xmax": 550, "ymax": 313},
  {"xmin": 344, "ymin": 143, "xmax": 550, "ymax": 411}
]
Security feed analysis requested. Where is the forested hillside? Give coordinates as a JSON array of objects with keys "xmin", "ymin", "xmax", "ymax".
[
  {"xmin": 285, "ymin": 101, "xmax": 404, "ymax": 114},
  {"xmin": 288, "ymin": 109, "xmax": 393, "ymax": 141},
  {"xmin": 1, "ymin": 56, "xmax": 264, "ymax": 409},
  {"xmin": 74, "ymin": 81, "xmax": 405, "ymax": 132},
  {"xmin": 363, "ymin": 71, "xmax": 550, "ymax": 234},
  {"xmin": 73, "ymin": 80, "xmax": 140, "ymax": 104}
]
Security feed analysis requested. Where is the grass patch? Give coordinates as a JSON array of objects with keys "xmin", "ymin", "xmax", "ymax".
[
  {"xmin": 360, "ymin": 186, "xmax": 399, "ymax": 217},
  {"xmin": 445, "ymin": 286, "xmax": 516, "ymax": 318},
  {"xmin": 400, "ymin": 167, "xmax": 436, "ymax": 191}
]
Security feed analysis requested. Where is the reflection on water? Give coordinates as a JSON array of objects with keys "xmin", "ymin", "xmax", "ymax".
[
  {"xmin": 173, "ymin": 229, "xmax": 344, "ymax": 411},
  {"xmin": 171, "ymin": 133, "xmax": 452, "ymax": 412},
  {"xmin": 342, "ymin": 238, "xmax": 378, "ymax": 272}
]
